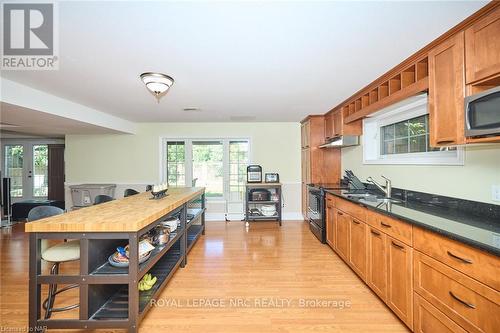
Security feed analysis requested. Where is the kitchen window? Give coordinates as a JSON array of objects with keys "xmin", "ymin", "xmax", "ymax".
[
  {"xmin": 162, "ymin": 138, "xmax": 250, "ymax": 203},
  {"xmin": 363, "ymin": 94, "xmax": 464, "ymax": 165}
]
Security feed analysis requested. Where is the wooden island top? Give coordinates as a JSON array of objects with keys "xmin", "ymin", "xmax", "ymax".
[{"xmin": 25, "ymin": 187, "xmax": 205, "ymax": 233}]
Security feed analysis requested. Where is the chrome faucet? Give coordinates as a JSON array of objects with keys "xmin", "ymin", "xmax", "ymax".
[{"xmin": 367, "ymin": 175, "xmax": 392, "ymax": 199}]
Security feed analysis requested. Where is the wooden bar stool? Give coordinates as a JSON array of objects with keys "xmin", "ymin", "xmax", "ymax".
[{"xmin": 28, "ymin": 206, "xmax": 80, "ymax": 319}]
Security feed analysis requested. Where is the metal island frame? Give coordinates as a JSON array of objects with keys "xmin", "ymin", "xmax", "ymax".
[{"xmin": 25, "ymin": 187, "xmax": 205, "ymax": 332}]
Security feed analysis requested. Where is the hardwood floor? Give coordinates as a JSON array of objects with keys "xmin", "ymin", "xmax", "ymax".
[{"xmin": 0, "ymin": 221, "xmax": 409, "ymax": 332}]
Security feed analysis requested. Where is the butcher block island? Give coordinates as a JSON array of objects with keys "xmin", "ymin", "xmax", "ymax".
[{"xmin": 25, "ymin": 187, "xmax": 206, "ymax": 333}]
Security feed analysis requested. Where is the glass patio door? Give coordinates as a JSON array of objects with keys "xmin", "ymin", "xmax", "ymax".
[{"xmin": 2, "ymin": 143, "xmax": 48, "ymax": 202}]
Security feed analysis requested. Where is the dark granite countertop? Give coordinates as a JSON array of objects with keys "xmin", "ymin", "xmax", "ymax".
[{"xmin": 325, "ymin": 189, "xmax": 500, "ymax": 257}]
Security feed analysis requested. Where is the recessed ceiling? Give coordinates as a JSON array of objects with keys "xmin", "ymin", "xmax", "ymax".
[{"xmin": 1, "ymin": 1, "xmax": 487, "ymax": 122}]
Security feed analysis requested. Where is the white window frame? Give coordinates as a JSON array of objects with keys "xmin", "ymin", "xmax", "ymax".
[
  {"xmin": 363, "ymin": 94, "xmax": 464, "ymax": 165},
  {"xmin": 160, "ymin": 137, "xmax": 251, "ymax": 203}
]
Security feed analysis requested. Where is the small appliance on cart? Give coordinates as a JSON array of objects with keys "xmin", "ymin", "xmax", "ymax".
[{"xmin": 245, "ymin": 182, "xmax": 282, "ymax": 226}]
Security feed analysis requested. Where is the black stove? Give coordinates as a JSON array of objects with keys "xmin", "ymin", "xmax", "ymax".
[{"xmin": 307, "ymin": 183, "xmax": 347, "ymax": 243}]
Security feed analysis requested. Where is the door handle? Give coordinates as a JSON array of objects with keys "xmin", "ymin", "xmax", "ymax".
[
  {"xmin": 391, "ymin": 241, "xmax": 405, "ymax": 250},
  {"xmin": 447, "ymin": 251, "xmax": 473, "ymax": 264},
  {"xmin": 436, "ymin": 140, "xmax": 455, "ymax": 145},
  {"xmin": 449, "ymin": 291, "xmax": 475, "ymax": 309}
]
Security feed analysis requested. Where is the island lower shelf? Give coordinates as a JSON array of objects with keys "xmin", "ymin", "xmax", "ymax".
[{"xmin": 28, "ymin": 187, "xmax": 206, "ymax": 333}]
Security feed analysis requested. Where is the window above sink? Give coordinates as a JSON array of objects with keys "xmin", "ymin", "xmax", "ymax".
[{"xmin": 363, "ymin": 94, "xmax": 464, "ymax": 166}]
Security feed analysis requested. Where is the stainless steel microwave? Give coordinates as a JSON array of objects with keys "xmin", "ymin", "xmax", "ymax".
[{"xmin": 465, "ymin": 86, "xmax": 500, "ymax": 138}]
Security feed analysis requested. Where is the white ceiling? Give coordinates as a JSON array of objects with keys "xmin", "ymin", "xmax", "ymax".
[{"xmin": 1, "ymin": 1, "xmax": 487, "ymax": 122}]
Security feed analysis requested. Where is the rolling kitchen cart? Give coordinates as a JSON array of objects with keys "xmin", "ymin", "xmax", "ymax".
[{"xmin": 245, "ymin": 183, "xmax": 282, "ymax": 226}]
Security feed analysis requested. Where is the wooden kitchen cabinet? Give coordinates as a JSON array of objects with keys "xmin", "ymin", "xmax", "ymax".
[
  {"xmin": 414, "ymin": 294, "xmax": 467, "ymax": 333},
  {"xmin": 387, "ymin": 236, "xmax": 413, "ymax": 330},
  {"xmin": 367, "ymin": 227, "xmax": 388, "ymax": 301},
  {"xmin": 349, "ymin": 217, "xmax": 367, "ymax": 281},
  {"xmin": 324, "ymin": 111, "xmax": 334, "ymax": 140},
  {"xmin": 465, "ymin": 6, "xmax": 500, "ymax": 84},
  {"xmin": 301, "ymin": 121, "xmax": 310, "ymax": 148},
  {"xmin": 414, "ymin": 251, "xmax": 500, "ymax": 333},
  {"xmin": 335, "ymin": 209, "xmax": 350, "ymax": 262},
  {"xmin": 325, "ymin": 194, "xmax": 336, "ymax": 248},
  {"xmin": 428, "ymin": 32, "xmax": 466, "ymax": 147}
]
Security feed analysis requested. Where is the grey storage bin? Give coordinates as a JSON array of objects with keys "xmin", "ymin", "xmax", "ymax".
[{"xmin": 70, "ymin": 184, "xmax": 116, "ymax": 207}]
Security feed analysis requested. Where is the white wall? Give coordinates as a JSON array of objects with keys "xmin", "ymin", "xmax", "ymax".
[
  {"xmin": 342, "ymin": 138, "xmax": 500, "ymax": 205},
  {"xmin": 65, "ymin": 122, "xmax": 302, "ymax": 219}
]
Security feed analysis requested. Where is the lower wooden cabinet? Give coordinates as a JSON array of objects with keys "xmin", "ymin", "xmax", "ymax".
[
  {"xmin": 335, "ymin": 209, "xmax": 350, "ymax": 262},
  {"xmin": 325, "ymin": 195, "xmax": 335, "ymax": 248},
  {"xmin": 414, "ymin": 294, "xmax": 467, "ymax": 333},
  {"xmin": 387, "ymin": 236, "xmax": 413, "ymax": 329},
  {"xmin": 349, "ymin": 218, "xmax": 367, "ymax": 281},
  {"xmin": 414, "ymin": 251, "xmax": 500, "ymax": 333},
  {"xmin": 367, "ymin": 227, "xmax": 388, "ymax": 301}
]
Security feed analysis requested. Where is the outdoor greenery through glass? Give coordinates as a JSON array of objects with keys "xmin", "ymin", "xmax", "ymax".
[
  {"xmin": 33, "ymin": 145, "xmax": 48, "ymax": 197},
  {"xmin": 381, "ymin": 115, "xmax": 439, "ymax": 155},
  {"xmin": 192, "ymin": 141, "xmax": 223, "ymax": 197},
  {"xmin": 229, "ymin": 141, "xmax": 249, "ymax": 202},
  {"xmin": 166, "ymin": 142, "xmax": 185, "ymax": 187},
  {"xmin": 4, "ymin": 145, "xmax": 24, "ymax": 197}
]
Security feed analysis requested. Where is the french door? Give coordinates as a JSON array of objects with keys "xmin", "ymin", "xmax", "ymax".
[
  {"xmin": 162, "ymin": 138, "xmax": 250, "ymax": 215},
  {"xmin": 2, "ymin": 143, "xmax": 49, "ymax": 203}
]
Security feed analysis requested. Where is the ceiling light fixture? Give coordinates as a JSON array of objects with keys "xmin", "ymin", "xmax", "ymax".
[{"xmin": 140, "ymin": 72, "xmax": 174, "ymax": 103}]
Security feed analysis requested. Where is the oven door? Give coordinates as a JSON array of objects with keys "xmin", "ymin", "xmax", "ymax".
[
  {"xmin": 307, "ymin": 187, "xmax": 326, "ymax": 243},
  {"xmin": 465, "ymin": 87, "xmax": 500, "ymax": 137}
]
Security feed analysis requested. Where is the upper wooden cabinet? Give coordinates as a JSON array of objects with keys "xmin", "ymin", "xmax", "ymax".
[
  {"xmin": 301, "ymin": 121, "xmax": 311, "ymax": 148},
  {"xmin": 428, "ymin": 32, "xmax": 466, "ymax": 147},
  {"xmin": 465, "ymin": 6, "xmax": 500, "ymax": 84},
  {"xmin": 324, "ymin": 109, "xmax": 362, "ymax": 141}
]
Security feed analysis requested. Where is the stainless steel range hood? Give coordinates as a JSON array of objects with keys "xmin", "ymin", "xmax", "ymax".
[{"xmin": 319, "ymin": 135, "xmax": 359, "ymax": 148}]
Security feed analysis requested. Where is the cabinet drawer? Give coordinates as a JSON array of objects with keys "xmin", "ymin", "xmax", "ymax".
[
  {"xmin": 335, "ymin": 198, "xmax": 366, "ymax": 221},
  {"xmin": 414, "ymin": 251, "xmax": 500, "ymax": 333},
  {"xmin": 414, "ymin": 227, "xmax": 500, "ymax": 291},
  {"xmin": 414, "ymin": 293, "xmax": 467, "ymax": 333},
  {"xmin": 366, "ymin": 210, "xmax": 412, "ymax": 245},
  {"xmin": 326, "ymin": 193, "xmax": 335, "ymax": 206}
]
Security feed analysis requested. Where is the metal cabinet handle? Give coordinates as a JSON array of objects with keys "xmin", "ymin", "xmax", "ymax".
[
  {"xmin": 391, "ymin": 241, "xmax": 404, "ymax": 250},
  {"xmin": 337, "ymin": 212, "xmax": 343, "ymax": 216},
  {"xmin": 437, "ymin": 140, "xmax": 455, "ymax": 145},
  {"xmin": 371, "ymin": 230, "xmax": 381, "ymax": 236},
  {"xmin": 447, "ymin": 251, "xmax": 473, "ymax": 264},
  {"xmin": 380, "ymin": 222, "xmax": 392, "ymax": 228},
  {"xmin": 353, "ymin": 220, "xmax": 361, "ymax": 225},
  {"xmin": 449, "ymin": 291, "xmax": 476, "ymax": 309}
]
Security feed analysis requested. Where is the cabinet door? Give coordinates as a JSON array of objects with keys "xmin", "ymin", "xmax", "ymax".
[
  {"xmin": 367, "ymin": 227, "xmax": 387, "ymax": 301},
  {"xmin": 332, "ymin": 110, "xmax": 342, "ymax": 137},
  {"xmin": 349, "ymin": 218, "xmax": 367, "ymax": 281},
  {"xmin": 465, "ymin": 7, "xmax": 500, "ymax": 84},
  {"xmin": 301, "ymin": 183, "xmax": 307, "ymax": 219},
  {"xmin": 428, "ymin": 32, "xmax": 465, "ymax": 147},
  {"xmin": 302, "ymin": 121, "xmax": 310, "ymax": 148},
  {"xmin": 326, "ymin": 196, "xmax": 335, "ymax": 248},
  {"xmin": 325, "ymin": 112, "xmax": 334, "ymax": 140},
  {"xmin": 301, "ymin": 148, "xmax": 311, "ymax": 184},
  {"xmin": 387, "ymin": 236, "xmax": 413, "ymax": 330},
  {"xmin": 335, "ymin": 210, "xmax": 350, "ymax": 261}
]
